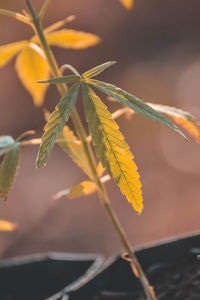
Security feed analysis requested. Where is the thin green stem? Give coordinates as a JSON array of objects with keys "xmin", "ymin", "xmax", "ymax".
[
  {"xmin": 0, "ymin": 9, "xmax": 31, "ymax": 25},
  {"xmin": 97, "ymin": 186, "xmax": 156, "ymax": 300},
  {"xmin": 39, "ymin": 0, "xmax": 53, "ymax": 20},
  {"xmin": 26, "ymin": 1, "xmax": 156, "ymax": 299}
]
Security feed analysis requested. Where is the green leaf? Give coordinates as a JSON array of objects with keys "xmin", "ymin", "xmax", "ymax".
[
  {"xmin": 82, "ymin": 83, "xmax": 143, "ymax": 214},
  {"xmin": 38, "ymin": 74, "xmax": 81, "ymax": 84},
  {"xmin": 55, "ymin": 181, "xmax": 97, "ymax": 200},
  {"xmin": 0, "ymin": 143, "xmax": 20, "ymax": 200},
  {"xmin": 82, "ymin": 61, "xmax": 116, "ymax": 79},
  {"xmin": 87, "ymin": 79, "xmax": 184, "ymax": 137},
  {"xmin": 0, "ymin": 136, "xmax": 15, "ymax": 156},
  {"xmin": 0, "ymin": 136, "xmax": 15, "ymax": 148},
  {"xmin": 147, "ymin": 103, "xmax": 195, "ymax": 122},
  {"xmin": 58, "ymin": 125, "xmax": 93, "ymax": 179},
  {"xmin": 36, "ymin": 82, "xmax": 80, "ymax": 168}
]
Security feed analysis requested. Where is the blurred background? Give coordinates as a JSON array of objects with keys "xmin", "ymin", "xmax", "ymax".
[{"xmin": 0, "ymin": 0, "xmax": 200, "ymax": 259}]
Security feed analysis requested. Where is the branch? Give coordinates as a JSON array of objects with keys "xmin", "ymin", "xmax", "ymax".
[
  {"xmin": 39, "ymin": 0, "xmax": 53, "ymax": 20},
  {"xmin": 0, "ymin": 9, "xmax": 31, "ymax": 25}
]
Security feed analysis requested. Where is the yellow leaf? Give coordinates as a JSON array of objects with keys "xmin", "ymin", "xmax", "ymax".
[
  {"xmin": 82, "ymin": 84, "xmax": 143, "ymax": 214},
  {"xmin": 54, "ymin": 181, "xmax": 97, "ymax": 200},
  {"xmin": 0, "ymin": 41, "xmax": 28, "ymax": 68},
  {"xmin": 119, "ymin": 0, "xmax": 134, "ymax": 10},
  {"xmin": 45, "ymin": 29, "xmax": 101, "ymax": 49},
  {"xmin": 68, "ymin": 181, "xmax": 97, "ymax": 199},
  {"xmin": 97, "ymin": 162, "xmax": 105, "ymax": 176},
  {"xmin": 0, "ymin": 220, "xmax": 16, "ymax": 232},
  {"xmin": 15, "ymin": 43, "xmax": 49, "ymax": 107},
  {"xmin": 59, "ymin": 126, "xmax": 94, "ymax": 179},
  {"xmin": 173, "ymin": 117, "xmax": 200, "ymax": 143}
]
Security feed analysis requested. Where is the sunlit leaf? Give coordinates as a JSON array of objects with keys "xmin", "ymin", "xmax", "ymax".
[
  {"xmin": 148, "ymin": 103, "xmax": 200, "ymax": 142},
  {"xmin": 0, "ymin": 41, "xmax": 28, "ymax": 68},
  {"xmin": 43, "ymin": 109, "xmax": 93, "ymax": 177},
  {"xmin": 55, "ymin": 181, "xmax": 97, "ymax": 200},
  {"xmin": 173, "ymin": 117, "xmax": 200, "ymax": 142},
  {"xmin": 0, "ymin": 136, "xmax": 15, "ymax": 149},
  {"xmin": 0, "ymin": 220, "xmax": 16, "ymax": 232},
  {"xmin": 87, "ymin": 79, "xmax": 184, "ymax": 137},
  {"xmin": 39, "ymin": 75, "xmax": 80, "ymax": 84},
  {"xmin": 59, "ymin": 125, "xmax": 93, "ymax": 179},
  {"xmin": 36, "ymin": 82, "xmax": 80, "ymax": 168},
  {"xmin": 82, "ymin": 61, "xmax": 116, "ymax": 79},
  {"xmin": 45, "ymin": 29, "xmax": 101, "ymax": 49},
  {"xmin": 119, "ymin": 0, "xmax": 134, "ymax": 10},
  {"xmin": 0, "ymin": 143, "xmax": 20, "ymax": 200},
  {"xmin": 15, "ymin": 43, "xmax": 49, "ymax": 107},
  {"xmin": 0, "ymin": 136, "xmax": 15, "ymax": 156},
  {"xmin": 82, "ymin": 83, "xmax": 143, "ymax": 213},
  {"xmin": 147, "ymin": 103, "xmax": 195, "ymax": 122},
  {"xmin": 97, "ymin": 162, "xmax": 105, "ymax": 176}
]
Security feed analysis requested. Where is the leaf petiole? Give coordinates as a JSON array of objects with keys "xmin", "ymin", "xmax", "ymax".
[{"xmin": 0, "ymin": 8, "xmax": 31, "ymax": 25}]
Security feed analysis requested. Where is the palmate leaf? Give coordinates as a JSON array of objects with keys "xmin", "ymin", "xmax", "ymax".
[
  {"xmin": 15, "ymin": 43, "xmax": 49, "ymax": 107},
  {"xmin": 36, "ymin": 82, "xmax": 80, "ymax": 168},
  {"xmin": 87, "ymin": 79, "xmax": 184, "ymax": 137},
  {"xmin": 0, "ymin": 143, "xmax": 20, "ymax": 200},
  {"xmin": 82, "ymin": 83, "xmax": 143, "ymax": 213}
]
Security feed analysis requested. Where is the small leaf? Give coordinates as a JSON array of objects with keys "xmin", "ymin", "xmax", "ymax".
[
  {"xmin": 0, "ymin": 220, "xmax": 16, "ymax": 232},
  {"xmin": 36, "ymin": 82, "xmax": 80, "ymax": 168},
  {"xmin": 0, "ymin": 136, "xmax": 15, "ymax": 156},
  {"xmin": 82, "ymin": 83, "xmax": 143, "ymax": 214},
  {"xmin": 55, "ymin": 181, "xmax": 97, "ymax": 200},
  {"xmin": 0, "ymin": 41, "xmax": 28, "ymax": 67},
  {"xmin": 147, "ymin": 103, "xmax": 195, "ymax": 122},
  {"xmin": 119, "ymin": 0, "xmax": 134, "ymax": 10},
  {"xmin": 43, "ymin": 110, "xmax": 93, "ymax": 178},
  {"xmin": 39, "ymin": 74, "xmax": 80, "ymax": 84},
  {"xmin": 0, "ymin": 143, "xmax": 20, "ymax": 200},
  {"xmin": 87, "ymin": 79, "xmax": 184, "ymax": 137},
  {"xmin": 172, "ymin": 117, "xmax": 200, "ymax": 142},
  {"xmin": 0, "ymin": 136, "xmax": 15, "ymax": 149},
  {"xmin": 82, "ymin": 61, "xmax": 116, "ymax": 79},
  {"xmin": 45, "ymin": 29, "xmax": 101, "ymax": 49},
  {"xmin": 59, "ymin": 125, "xmax": 94, "ymax": 179},
  {"xmin": 15, "ymin": 43, "xmax": 49, "ymax": 107},
  {"xmin": 148, "ymin": 103, "xmax": 200, "ymax": 142},
  {"xmin": 97, "ymin": 162, "xmax": 105, "ymax": 176}
]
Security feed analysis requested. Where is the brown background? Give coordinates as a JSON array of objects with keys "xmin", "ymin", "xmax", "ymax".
[{"xmin": 0, "ymin": 0, "xmax": 200, "ymax": 259}]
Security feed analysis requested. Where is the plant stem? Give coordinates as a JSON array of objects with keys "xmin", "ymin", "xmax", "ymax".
[
  {"xmin": 0, "ymin": 9, "xmax": 30, "ymax": 24},
  {"xmin": 26, "ymin": 1, "xmax": 156, "ymax": 299},
  {"xmin": 39, "ymin": 0, "xmax": 53, "ymax": 20}
]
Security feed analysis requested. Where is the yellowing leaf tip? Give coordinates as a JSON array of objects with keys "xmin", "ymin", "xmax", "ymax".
[{"xmin": 0, "ymin": 220, "xmax": 17, "ymax": 232}]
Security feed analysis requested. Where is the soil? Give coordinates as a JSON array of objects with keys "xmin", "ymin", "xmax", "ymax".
[{"xmin": 95, "ymin": 260, "xmax": 200, "ymax": 300}]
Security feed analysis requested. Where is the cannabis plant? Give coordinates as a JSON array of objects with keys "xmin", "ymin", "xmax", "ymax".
[{"xmin": 0, "ymin": 1, "xmax": 199, "ymax": 299}]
